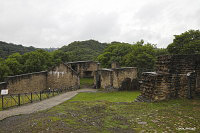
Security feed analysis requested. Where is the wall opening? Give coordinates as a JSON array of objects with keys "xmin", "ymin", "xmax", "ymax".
[
  {"xmin": 83, "ymin": 71, "xmax": 93, "ymax": 78},
  {"xmin": 120, "ymin": 78, "xmax": 132, "ymax": 91},
  {"xmin": 71, "ymin": 64, "xmax": 78, "ymax": 72}
]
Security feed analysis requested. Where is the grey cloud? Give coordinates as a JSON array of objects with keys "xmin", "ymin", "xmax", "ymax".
[{"xmin": 0, "ymin": 0, "xmax": 199, "ymax": 48}]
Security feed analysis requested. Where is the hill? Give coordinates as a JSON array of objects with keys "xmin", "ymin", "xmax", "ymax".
[
  {"xmin": 59, "ymin": 40, "xmax": 108, "ymax": 61},
  {"xmin": 0, "ymin": 41, "xmax": 37, "ymax": 58},
  {"xmin": 42, "ymin": 48, "xmax": 58, "ymax": 52}
]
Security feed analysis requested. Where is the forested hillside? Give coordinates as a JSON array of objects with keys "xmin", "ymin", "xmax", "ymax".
[
  {"xmin": 59, "ymin": 40, "xmax": 108, "ymax": 61},
  {"xmin": 0, "ymin": 29, "xmax": 199, "ymax": 82},
  {"xmin": 0, "ymin": 41, "xmax": 37, "ymax": 58}
]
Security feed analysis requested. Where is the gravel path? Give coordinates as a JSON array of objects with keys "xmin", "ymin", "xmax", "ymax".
[{"xmin": 0, "ymin": 88, "xmax": 97, "ymax": 121}]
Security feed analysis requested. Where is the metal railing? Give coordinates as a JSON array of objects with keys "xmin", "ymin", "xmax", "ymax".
[{"xmin": 0, "ymin": 88, "xmax": 74, "ymax": 110}]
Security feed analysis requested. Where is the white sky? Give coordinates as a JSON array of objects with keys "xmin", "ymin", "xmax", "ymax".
[{"xmin": 0, "ymin": 0, "xmax": 199, "ymax": 48}]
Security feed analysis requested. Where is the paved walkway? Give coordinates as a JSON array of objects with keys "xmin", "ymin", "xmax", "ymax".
[{"xmin": 0, "ymin": 88, "xmax": 97, "ymax": 121}]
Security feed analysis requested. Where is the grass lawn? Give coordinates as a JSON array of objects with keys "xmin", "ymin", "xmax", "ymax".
[
  {"xmin": 69, "ymin": 91, "xmax": 141, "ymax": 102},
  {"xmin": 80, "ymin": 78, "xmax": 94, "ymax": 88},
  {"xmin": 0, "ymin": 91, "xmax": 200, "ymax": 133}
]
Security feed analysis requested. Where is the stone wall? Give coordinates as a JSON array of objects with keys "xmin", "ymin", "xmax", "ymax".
[
  {"xmin": 95, "ymin": 67, "xmax": 138, "ymax": 91},
  {"xmin": 156, "ymin": 55, "xmax": 200, "ymax": 74},
  {"xmin": 47, "ymin": 63, "xmax": 80, "ymax": 90},
  {"xmin": 113, "ymin": 68, "xmax": 137, "ymax": 90},
  {"xmin": 67, "ymin": 61, "xmax": 99, "ymax": 78},
  {"xmin": 5, "ymin": 71, "xmax": 47, "ymax": 94},
  {"xmin": 97, "ymin": 69, "xmax": 113, "ymax": 89},
  {"xmin": 0, "ymin": 63, "xmax": 80, "ymax": 95},
  {"xmin": 136, "ymin": 54, "xmax": 200, "ymax": 102}
]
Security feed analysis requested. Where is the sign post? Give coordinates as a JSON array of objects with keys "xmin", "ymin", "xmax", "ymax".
[{"xmin": 1, "ymin": 89, "xmax": 8, "ymax": 95}]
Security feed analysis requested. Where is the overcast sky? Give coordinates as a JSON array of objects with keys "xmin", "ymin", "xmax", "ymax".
[{"xmin": 0, "ymin": 0, "xmax": 199, "ymax": 48}]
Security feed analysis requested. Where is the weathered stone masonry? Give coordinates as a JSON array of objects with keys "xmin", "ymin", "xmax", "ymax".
[
  {"xmin": 66, "ymin": 61, "xmax": 99, "ymax": 78},
  {"xmin": 47, "ymin": 63, "xmax": 80, "ymax": 90},
  {"xmin": 4, "ymin": 71, "xmax": 47, "ymax": 94},
  {"xmin": 0, "ymin": 63, "xmax": 80, "ymax": 95},
  {"xmin": 136, "ymin": 54, "xmax": 200, "ymax": 102},
  {"xmin": 94, "ymin": 67, "xmax": 138, "ymax": 91}
]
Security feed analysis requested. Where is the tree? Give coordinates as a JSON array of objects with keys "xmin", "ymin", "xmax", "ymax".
[
  {"xmin": 0, "ymin": 58, "xmax": 12, "ymax": 81},
  {"xmin": 22, "ymin": 49, "xmax": 53, "ymax": 73},
  {"xmin": 124, "ymin": 42, "xmax": 157, "ymax": 71},
  {"xmin": 97, "ymin": 41, "xmax": 158, "ymax": 71},
  {"xmin": 167, "ymin": 30, "xmax": 200, "ymax": 54},
  {"xmin": 97, "ymin": 52, "xmax": 112, "ymax": 68},
  {"xmin": 5, "ymin": 58, "xmax": 23, "ymax": 75},
  {"xmin": 97, "ymin": 42, "xmax": 132, "ymax": 68},
  {"xmin": 51, "ymin": 50, "xmax": 70, "ymax": 65}
]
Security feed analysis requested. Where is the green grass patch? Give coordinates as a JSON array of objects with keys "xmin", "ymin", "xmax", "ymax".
[
  {"xmin": 80, "ymin": 78, "xmax": 94, "ymax": 88},
  {"xmin": 1, "ymin": 91, "xmax": 200, "ymax": 133},
  {"xmin": 68, "ymin": 91, "xmax": 140, "ymax": 102}
]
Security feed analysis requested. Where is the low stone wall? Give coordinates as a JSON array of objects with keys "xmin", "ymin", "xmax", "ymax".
[
  {"xmin": 136, "ymin": 54, "xmax": 200, "ymax": 102},
  {"xmin": 47, "ymin": 64, "xmax": 80, "ymax": 90},
  {"xmin": 5, "ymin": 71, "xmax": 47, "ymax": 94},
  {"xmin": 95, "ymin": 67, "xmax": 138, "ymax": 91},
  {"xmin": 0, "ymin": 63, "xmax": 80, "ymax": 95},
  {"xmin": 138, "ymin": 72, "xmax": 197, "ymax": 102}
]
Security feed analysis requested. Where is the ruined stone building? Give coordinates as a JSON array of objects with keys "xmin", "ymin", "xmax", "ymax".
[
  {"xmin": 135, "ymin": 54, "xmax": 200, "ymax": 102},
  {"xmin": 0, "ymin": 63, "xmax": 80, "ymax": 94},
  {"xmin": 66, "ymin": 61, "xmax": 99, "ymax": 78},
  {"xmin": 0, "ymin": 60, "xmax": 139, "ymax": 95},
  {"xmin": 94, "ymin": 63, "xmax": 138, "ymax": 91}
]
